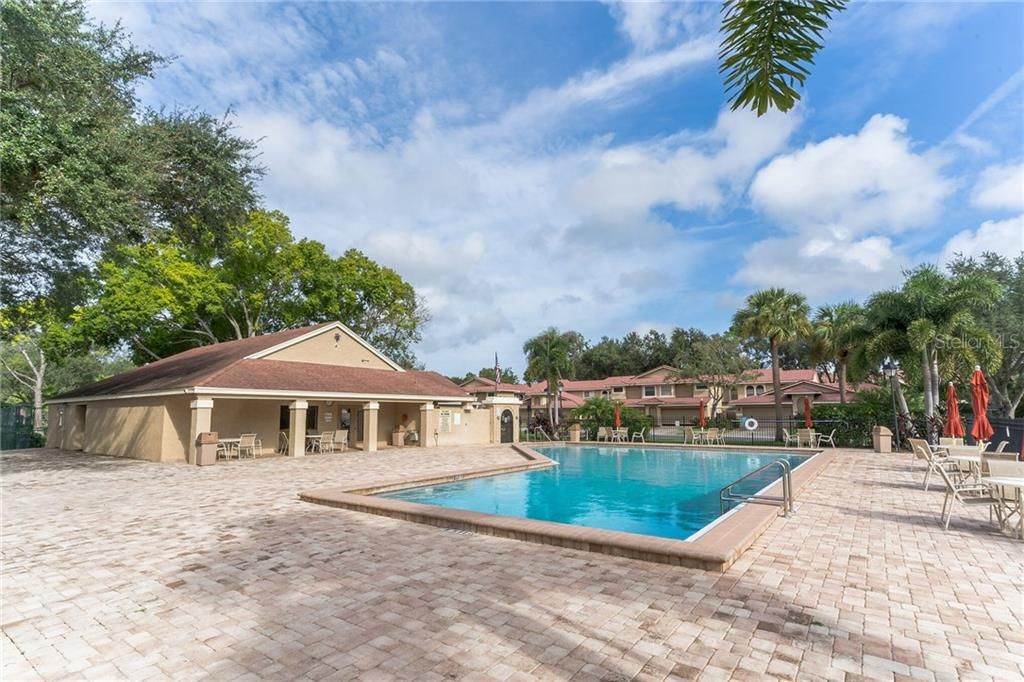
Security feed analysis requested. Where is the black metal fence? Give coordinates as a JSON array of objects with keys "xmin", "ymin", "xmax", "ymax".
[{"xmin": 1, "ymin": 405, "xmax": 41, "ymax": 450}]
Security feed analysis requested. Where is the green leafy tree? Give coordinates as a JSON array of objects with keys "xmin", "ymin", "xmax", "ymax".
[
  {"xmin": 945, "ymin": 253, "xmax": 1023, "ymax": 417},
  {"xmin": 671, "ymin": 333, "xmax": 759, "ymax": 415},
  {"xmin": 811, "ymin": 301, "xmax": 866, "ymax": 403},
  {"xmin": 1, "ymin": 0, "xmax": 262, "ymax": 307},
  {"xmin": 720, "ymin": 0, "xmax": 847, "ymax": 115},
  {"xmin": 77, "ymin": 210, "xmax": 427, "ymax": 366},
  {"xmin": 731, "ymin": 288, "xmax": 811, "ymax": 441},
  {"xmin": 477, "ymin": 367, "xmax": 519, "ymax": 384},
  {"xmin": 523, "ymin": 328, "xmax": 574, "ymax": 426}
]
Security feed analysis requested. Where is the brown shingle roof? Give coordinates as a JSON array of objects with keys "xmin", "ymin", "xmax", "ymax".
[
  {"xmin": 207, "ymin": 360, "xmax": 468, "ymax": 397},
  {"xmin": 52, "ymin": 322, "xmax": 467, "ymax": 400}
]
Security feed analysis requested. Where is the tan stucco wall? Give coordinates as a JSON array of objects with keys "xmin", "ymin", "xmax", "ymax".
[
  {"xmin": 45, "ymin": 405, "xmax": 61, "ymax": 446},
  {"xmin": 77, "ymin": 395, "xmax": 167, "ymax": 458},
  {"xmin": 209, "ymin": 399, "xmax": 283, "ymax": 455},
  {"xmin": 262, "ymin": 328, "xmax": 395, "ymax": 370}
]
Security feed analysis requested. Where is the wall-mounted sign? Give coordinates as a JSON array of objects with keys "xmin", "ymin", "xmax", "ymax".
[
  {"xmin": 438, "ymin": 409, "xmax": 452, "ymax": 433},
  {"xmin": 453, "ymin": 413, "xmax": 461, "ymax": 426},
  {"xmin": 324, "ymin": 412, "xmax": 334, "ymax": 423}
]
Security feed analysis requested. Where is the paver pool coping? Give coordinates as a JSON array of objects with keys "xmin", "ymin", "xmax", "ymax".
[{"xmin": 299, "ymin": 443, "xmax": 837, "ymax": 571}]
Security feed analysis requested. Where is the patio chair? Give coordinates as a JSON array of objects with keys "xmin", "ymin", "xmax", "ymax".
[
  {"xmin": 319, "ymin": 431, "xmax": 336, "ymax": 454},
  {"xmin": 238, "ymin": 433, "xmax": 261, "ymax": 459},
  {"xmin": 993, "ymin": 441, "xmax": 1010, "ymax": 454},
  {"xmin": 783, "ymin": 429, "xmax": 800, "ymax": 448},
  {"xmin": 336, "ymin": 429, "xmax": 349, "ymax": 452},
  {"xmin": 908, "ymin": 438, "xmax": 954, "ymax": 491},
  {"xmin": 705, "ymin": 428, "xmax": 723, "ymax": 445},
  {"xmin": 985, "ymin": 459, "xmax": 1024, "ymax": 533},
  {"xmin": 940, "ymin": 437, "xmax": 964, "ymax": 447},
  {"xmin": 797, "ymin": 428, "xmax": 816, "ymax": 448},
  {"xmin": 683, "ymin": 426, "xmax": 696, "ymax": 444},
  {"xmin": 216, "ymin": 440, "xmax": 232, "ymax": 461},
  {"xmin": 631, "ymin": 427, "xmax": 646, "ymax": 443},
  {"xmin": 934, "ymin": 460, "xmax": 1000, "ymax": 531},
  {"xmin": 596, "ymin": 427, "xmax": 610, "ymax": 442},
  {"xmin": 277, "ymin": 431, "xmax": 289, "ymax": 455},
  {"xmin": 816, "ymin": 429, "xmax": 837, "ymax": 448}
]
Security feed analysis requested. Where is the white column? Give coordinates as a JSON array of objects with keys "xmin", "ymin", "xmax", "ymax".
[
  {"xmin": 363, "ymin": 402, "xmax": 379, "ymax": 452},
  {"xmin": 289, "ymin": 400, "xmax": 308, "ymax": 457},
  {"xmin": 418, "ymin": 402, "xmax": 435, "ymax": 448},
  {"xmin": 188, "ymin": 398, "xmax": 214, "ymax": 464}
]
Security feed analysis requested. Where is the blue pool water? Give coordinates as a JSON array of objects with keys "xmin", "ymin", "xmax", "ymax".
[{"xmin": 380, "ymin": 446, "xmax": 809, "ymax": 541}]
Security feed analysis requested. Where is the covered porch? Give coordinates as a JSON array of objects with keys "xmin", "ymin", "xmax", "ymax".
[{"xmin": 181, "ymin": 394, "xmax": 518, "ymax": 462}]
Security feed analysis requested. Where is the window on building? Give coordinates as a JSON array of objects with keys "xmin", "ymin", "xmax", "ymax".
[
  {"xmin": 730, "ymin": 388, "xmax": 738, "ymax": 401},
  {"xmin": 644, "ymin": 386, "xmax": 657, "ymax": 397},
  {"xmin": 746, "ymin": 386, "xmax": 755, "ymax": 397},
  {"xmin": 694, "ymin": 384, "xmax": 707, "ymax": 392},
  {"xmin": 756, "ymin": 385, "xmax": 766, "ymax": 395},
  {"xmin": 658, "ymin": 385, "xmax": 674, "ymax": 397},
  {"xmin": 612, "ymin": 386, "xmax": 625, "ymax": 394},
  {"xmin": 279, "ymin": 405, "xmax": 319, "ymax": 430}
]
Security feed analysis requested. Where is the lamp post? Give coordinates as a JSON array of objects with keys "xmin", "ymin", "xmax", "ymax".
[{"xmin": 883, "ymin": 358, "xmax": 901, "ymax": 451}]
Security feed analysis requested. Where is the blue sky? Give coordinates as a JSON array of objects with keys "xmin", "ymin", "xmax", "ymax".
[{"xmin": 88, "ymin": 1, "xmax": 1024, "ymax": 376}]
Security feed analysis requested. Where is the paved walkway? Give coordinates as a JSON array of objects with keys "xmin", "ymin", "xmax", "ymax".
[{"xmin": 2, "ymin": 447, "xmax": 1021, "ymax": 681}]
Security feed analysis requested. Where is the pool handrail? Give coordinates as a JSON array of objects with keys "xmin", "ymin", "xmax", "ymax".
[{"xmin": 719, "ymin": 458, "xmax": 794, "ymax": 516}]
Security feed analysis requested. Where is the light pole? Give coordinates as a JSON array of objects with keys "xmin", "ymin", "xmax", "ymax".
[{"xmin": 883, "ymin": 358, "xmax": 901, "ymax": 451}]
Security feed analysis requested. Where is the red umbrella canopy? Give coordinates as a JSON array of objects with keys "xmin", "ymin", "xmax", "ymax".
[
  {"xmin": 698, "ymin": 399, "xmax": 706, "ymax": 428},
  {"xmin": 613, "ymin": 402, "xmax": 622, "ymax": 429},
  {"xmin": 944, "ymin": 383, "xmax": 965, "ymax": 439},
  {"xmin": 804, "ymin": 399, "xmax": 813, "ymax": 429},
  {"xmin": 970, "ymin": 367, "xmax": 994, "ymax": 442}
]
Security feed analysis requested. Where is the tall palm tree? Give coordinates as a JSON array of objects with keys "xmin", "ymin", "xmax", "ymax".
[
  {"xmin": 865, "ymin": 265, "xmax": 1001, "ymax": 439},
  {"xmin": 812, "ymin": 301, "xmax": 865, "ymax": 404},
  {"xmin": 523, "ymin": 328, "xmax": 573, "ymax": 428},
  {"xmin": 732, "ymin": 288, "xmax": 811, "ymax": 442}
]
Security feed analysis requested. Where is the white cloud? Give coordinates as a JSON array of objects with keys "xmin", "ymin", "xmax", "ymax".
[
  {"xmin": 750, "ymin": 114, "xmax": 953, "ymax": 238},
  {"xmin": 971, "ymin": 162, "xmax": 1024, "ymax": 211},
  {"xmin": 607, "ymin": 2, "xmax": 718, "ymax": 53},
  {"xmin": 939, "ymin": 215, "xmax": 1024, "ymax": 264},
  {"xmin": 736, "ymin": 114, "xmax": 956, "ymax": 300}
]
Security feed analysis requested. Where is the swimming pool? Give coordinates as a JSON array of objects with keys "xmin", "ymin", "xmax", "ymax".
[{"xmin": 379, "ymin": 445, "xmax": 809, "ymax": 541}]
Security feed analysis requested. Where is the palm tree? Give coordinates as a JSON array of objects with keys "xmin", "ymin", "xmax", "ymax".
[
  {"xmin": 865, "ymin": 265, "xmax": 1001, "ymax": 439},
  {"xmin": 732, "ymin": 288, "xmax": 811, "ymax": 442},
  {"xmin": 811, "ymin": 302, "xmax": 865, "ymax": 404},
  {"xmin": 523, "ymin": 328, "xmax": 573, "ymax": 429}
]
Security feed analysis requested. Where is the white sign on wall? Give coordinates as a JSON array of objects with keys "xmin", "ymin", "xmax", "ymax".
[
  {"xmin": 438, "ymin": 409, "xmax": 452, "ymax": 433},
  {"xmin": 453, "ymin": 412, "xmax": 461, "ymax": 426},
  {"xmin": 324, "ymin": 412, "xmax": 333, "ymax": 423}
]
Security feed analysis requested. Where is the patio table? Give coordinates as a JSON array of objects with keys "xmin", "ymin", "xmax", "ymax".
[
  {"xmin": 305, "ymin": 434, "xmax": 323, "ymax": 452},
  {"xmin": 217, "ymin": 437, "xmax": 240, "ymax": 459},
  {"xmin": 611, "ymin": 428, "xmax": 628, "ymax": 443},
  {"xmin": 982, "ymin": 476, "xmax": 1024, "ymax": 539},
  {"xmin": 948, "ymin": 454, "xmax": 982, "ymax": 482}
]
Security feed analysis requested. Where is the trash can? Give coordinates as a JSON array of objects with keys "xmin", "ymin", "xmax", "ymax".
[
  {"xmin": 568, "ymin": 424, "xmax": 581, "ymax": 443},
  {"xmin": 872, "ymin": 425, "xmax": 892, "ymax": 453},
  {"xmin": 392, "ymin": 427, "xmax": 406, "ymax": 447},
  {"xmin": 195, "ymin": 431, "xmax": 218, "ymax": 466}
]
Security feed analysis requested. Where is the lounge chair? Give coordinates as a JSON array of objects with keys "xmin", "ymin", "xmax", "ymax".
[
  {"xmin": 934, "ymin": 460, "xmax": 1000, "ymax": 531},
  {"xmin": 238, "ymin": 433, "xmax": 261, "ymax": 459},
  {"xmin": 783, "ymin": 429, "xmax": 800, "ymax": 448},
  {"xmin": 816, "ymin": 429, "xmax": 837, "ymax": 448},
  {"xmin": 631, "ymin": 427, "xmax": 646, "ymax": 443}
]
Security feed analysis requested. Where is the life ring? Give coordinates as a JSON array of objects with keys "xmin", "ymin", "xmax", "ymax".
[{"xmin": 743, "ymin": 417, "xmax": 759, "ymax": 431}]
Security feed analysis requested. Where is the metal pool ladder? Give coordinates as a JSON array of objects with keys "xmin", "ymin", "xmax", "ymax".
[{"xmin": 719, "ymin": 459, "xmax": 794, "ymax": 516}]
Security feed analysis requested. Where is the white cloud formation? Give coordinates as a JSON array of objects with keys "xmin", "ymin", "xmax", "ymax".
[
  {"xmin": 939, "ymin": 215, "xmax": 1024, "ymax": 264},
  {"xmin": 750, "ymin": 114, "xmax": 953, "ymax": 238},
  {"xmin": 971, "ymin": 162, "xmax": 1024, "ymax": 211},
  {"xmin": 607, "ymin": 2, "xmax": 718, "ymax": 53}
]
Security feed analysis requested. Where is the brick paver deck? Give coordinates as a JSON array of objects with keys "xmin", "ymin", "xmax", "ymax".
[{"xmin": 2, "ymin": 446, "xmax": 1021, "ymax": 681}]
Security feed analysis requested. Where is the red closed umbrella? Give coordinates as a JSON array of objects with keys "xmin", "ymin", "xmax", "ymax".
[
  {"xmin": 943, "ymin": 382, "xmax": 965, "ymax": 439},
  {"xmin": 970, "ymin": 367, "xmax": 994, "ymax": 443},
  {"xmin": 803, "ymin": 399, "xmax": 813, "ymax": 429},
  {"xmin": 613, "ymin": 402, "xmax": 622, "ymax": 429},
  {"xmin": 698, "ymin": 399, "xmax": 706, "ymax": 428}
]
